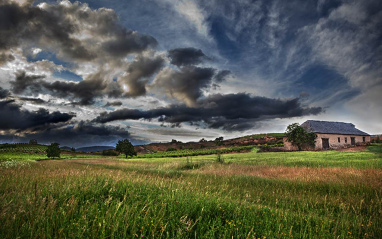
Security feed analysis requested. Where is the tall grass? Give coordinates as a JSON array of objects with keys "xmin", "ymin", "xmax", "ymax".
[
  {"xmin": 0, "ymin": 152, "xmax": 106, "ymax": 163},
  {"xmin": 1, "ymin": 154, "xmax": 381, "ymax": 238},
  {"xmin": 117, "ymin": 147, "xmax": 382, "ymax": 170}
]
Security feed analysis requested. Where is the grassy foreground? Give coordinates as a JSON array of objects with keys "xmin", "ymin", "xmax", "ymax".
[{"xmin": 0, "ymin": 148, "xmax": 381, "ymax": 238}]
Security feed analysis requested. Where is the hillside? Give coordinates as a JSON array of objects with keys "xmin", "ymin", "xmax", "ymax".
[
  {"xmin": 0, "ymin": 143, "xmax": 47, "ymax": 153},
  {"xmin": 0, "ymin": 133, "xmax": 284, "ymax": 155},
  {"xmin": 134, "ymin": 133, "xmax": 284, "ymax": 154}
]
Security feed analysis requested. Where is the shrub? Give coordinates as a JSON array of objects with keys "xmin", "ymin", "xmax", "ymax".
[
  {"xmin": 285, "ymin": 123, "xmax": 316, "ymax": 151},
  {"xmin": 216, "ymin": 153, "xmax": 224, "ymax": 164},
  {"xmin": 102, "ymin": 149, "xmax": 119, "ymax": 156}
]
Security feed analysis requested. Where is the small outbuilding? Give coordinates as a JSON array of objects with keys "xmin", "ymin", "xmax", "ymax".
[{"xmin": 284, "ymin": 120, "xmax": 370, "ymax": 150}]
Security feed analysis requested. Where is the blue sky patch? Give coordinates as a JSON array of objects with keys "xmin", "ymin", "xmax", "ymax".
[
  {"xmin": 27, "ymin": 51, "xmax": 74, "ymax": 68},
  {"xmin": 53, "ymin": 70, "xmax": 83, "ymax": 82}
]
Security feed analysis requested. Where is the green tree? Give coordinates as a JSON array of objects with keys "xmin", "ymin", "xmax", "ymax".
[
  {"xmin": 29, "ymin": 139, "xmax": 37, "ymax": 145},
  {"xmin": 116, "ymin": 139, "xmax": 136, "ymax": 158},
  {"xmin": 215, "ymin": 137, "xmax": 224, "ymax": 146},
  {"xmin": 285, "ymin": 123, "xmax": 317, "ymax": 151},
  {"xmin": 46, "ymin": 143, "xmax": 60, "ymax": 158}
]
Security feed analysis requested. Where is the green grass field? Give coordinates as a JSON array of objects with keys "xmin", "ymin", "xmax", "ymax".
[{"xmin": 0, "ymin": 146, "xmax": 381, "ymax": 238}]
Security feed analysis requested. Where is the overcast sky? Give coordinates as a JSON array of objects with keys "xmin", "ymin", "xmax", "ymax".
[{"xmin": 0, "ymin": 0, "xmax": 381, "ymax": 147}]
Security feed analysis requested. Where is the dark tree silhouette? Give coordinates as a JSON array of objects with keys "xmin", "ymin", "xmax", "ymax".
[
  {"xmin": 29, "ymin": 139, "xmax": 37, "ymax": 144},
  {"xmin": 215, "ymin": 137, "xmax": 224, "ymax": 146},
  {"xmin": 46, "ymin": 143, "xmax": 61, "ymax": 158},
  {"xmin": 116, "ymin": 139, "xmax": 136, "ymax": 158}
]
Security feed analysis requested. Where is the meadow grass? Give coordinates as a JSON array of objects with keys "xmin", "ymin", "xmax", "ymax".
[
  {"xmin": 0, "ymin": 152, "xmax": 107, "ymax": 163},
  {"xmin": 116, "ymin": 147, "xmax": 382, "ymax": 169},
  {"xmin": 0, "ymin": 146, "xmax": 381, "ymax": 238}
]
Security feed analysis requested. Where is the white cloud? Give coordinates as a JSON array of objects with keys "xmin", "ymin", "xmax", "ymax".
[
  {"xmin": 172, "ymin": 0, "xmax": 211, "ymax": 41},
  {"xmin": 305, "ymin": 1, "xmax": 382, "ymax": 89}
]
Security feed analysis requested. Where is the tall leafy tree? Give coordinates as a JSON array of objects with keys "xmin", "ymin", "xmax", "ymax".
[
  {"xmin": 116, "ymin": 139, "xmax": 136, "ymax": 158},
  {"xmin": 215, "ymin": 137, "xmax": 224, "ymax": 146},
  {"xmin": 46, "ymin": 143, "xmax": 61, "ymax": 158},
  {"xmin": 285, "ymin": 123, "xmax": 317, "ymax": 151}
]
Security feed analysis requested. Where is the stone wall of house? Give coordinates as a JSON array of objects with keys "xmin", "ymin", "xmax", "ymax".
[
  {"xmin": 283, "ymin": 134, "xmax": 370, "ymax": 150},
  {"xmin": 315, "ymin": 134, "xmax": 370, "ymax": 149}
]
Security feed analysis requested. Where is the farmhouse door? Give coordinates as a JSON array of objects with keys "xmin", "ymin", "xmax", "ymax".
[
  {"xmin": 322, "ymin": 138, "xmax": 329, "ymax": 149},
  {"xmin": 351, "ymin": 137, "xmax": 355, "ymax": 146}
]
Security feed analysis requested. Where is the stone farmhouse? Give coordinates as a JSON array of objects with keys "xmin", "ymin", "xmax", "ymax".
[{"xmin": 284, "ymin": 120, "xmax": 370, "ymax": 150}]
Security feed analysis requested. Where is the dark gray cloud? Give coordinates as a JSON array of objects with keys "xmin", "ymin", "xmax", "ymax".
[
  {"xmin": 18, "ymin": 97, "xmax": 46, "ymax": 104},
  {"xmin": 0, "ymin": 0, "xmax": 164, "ymax": 108},
  {"xmin": 152, "ymin": 66, "xmax": 215, "ymax": 106},
  {"xmin": 94, "ymin": 93, "xmax": 322, "ymax": 131},
  {"xmin": 105, "ymin": 101, "xmax": 123, "ymax": 107},
  {"xmin": 43, "ymin": 73, "xmax": 107, "ymax": 105},
  {"xmin": 0, "ymin": 1, "xmax": 157, "ymax": 63},
  {"xmin": 0, "ymin": 1, "xmax": 94, "ymax": 61},
  {"xmin": 1, "ymin": 1, "xmax": 228, "ymax": 109},
  {"xmin": 11, "ymin": 71, "xmax": 108, "ymax": 105},
  {"xmin": 0, "ymin": 120, "xmax": 141, "ymax": 147},
  {"xmin": 0, "ymin": 100, "xmax": 74, "ymax": 130},
  {"xmin": 214, "ymin": 70, "xmax": 231, "ymax": 83},
  {"xmin": 11, "ymin": 71, "xmax": 45, "ymax": 94},
  {"xmin": 101, "ymin": 31, "xmax": 157, "ymax": 58},
  {"xmin": 0, "ymin": 52, "xmax": 15, "ymax": 65},
  {"xmin": 168, "ymin": 47, "xmax": 208, "ymax": 66},
  {"xmin": 54, "ymin": 121, "xmax": 130, "ymax": 138},
  {"xmin": 121, "ymin": 55, "xmax": 164, "ymax": 97},
  {"xmin": 0, "ymin": 87, "xmax": 10, "ymax": 98},
  {"xmin": 11, "ymin": 67, "xmax": 163, "ymax": 105}
]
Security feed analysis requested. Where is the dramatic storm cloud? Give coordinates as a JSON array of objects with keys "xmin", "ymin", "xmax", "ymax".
[
  {"xmin": 0, "ymin": 120, "xmax": 138, "ymax": 147},
  {"xmin": 120, "ymin": 55, "xmax": 164, "ymax": 97},
  {"xmin": 0, "ymin": 0, "xmax": 380, "ymax": 146},
  {"xmin": 0, "ymin": 100, "xmax": 74, "ymax": 130},
  {"xmin": 10, "ymin": 71, "xmax": 109, "ymax": 105},
  {"xmin": 1, "ymin": 0, "xmax": 161, "ymax": 103},
  {"xmin": 0, "ymin": 0, "xmax": 157, "ymax": 61},
  {"xmin": 105, "ymin": 101, "xmax": 123, "ymax": 107},
  {"xmin": 0, "ymin": 87, "xmax": 10, "ymax": 98},
  {"xmin": 94, "ymin": 93, "xmax": 322, "ymax": 131},
  {"xmin": 168, "ymin": 47, "xmax": 209, "ymax": 66},
  {"xmin": 152, "ymin": 66, "xmax": 216, "ymax": 107},
  {"xmin": 214, "ymin": 70, "xmax": 231, "ymax": 83}
]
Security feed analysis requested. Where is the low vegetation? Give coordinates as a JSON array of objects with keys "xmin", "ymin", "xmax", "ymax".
[
  {"xmin": 0, "ymin": 143, "xmax": 48, "ymax": 153},
  {"xmin": 0, "ymin": 144, "xmax": 381, "ymax": 238},
  {"xmin": 135, "ymin": 145, "xmax": 255, "ymax": 158}
]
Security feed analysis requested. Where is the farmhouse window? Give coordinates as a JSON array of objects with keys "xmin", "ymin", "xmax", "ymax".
[
  {"xmin": 338, "ymin": 137, "xmax": 340, "ymax": 143},
  {"xmin": 345, "ymin": 137, "xmax": 347, "ymax": 143},
  {"xmin": 363, "ymin": 137, "xmax": 365, "ymax": 142}
]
